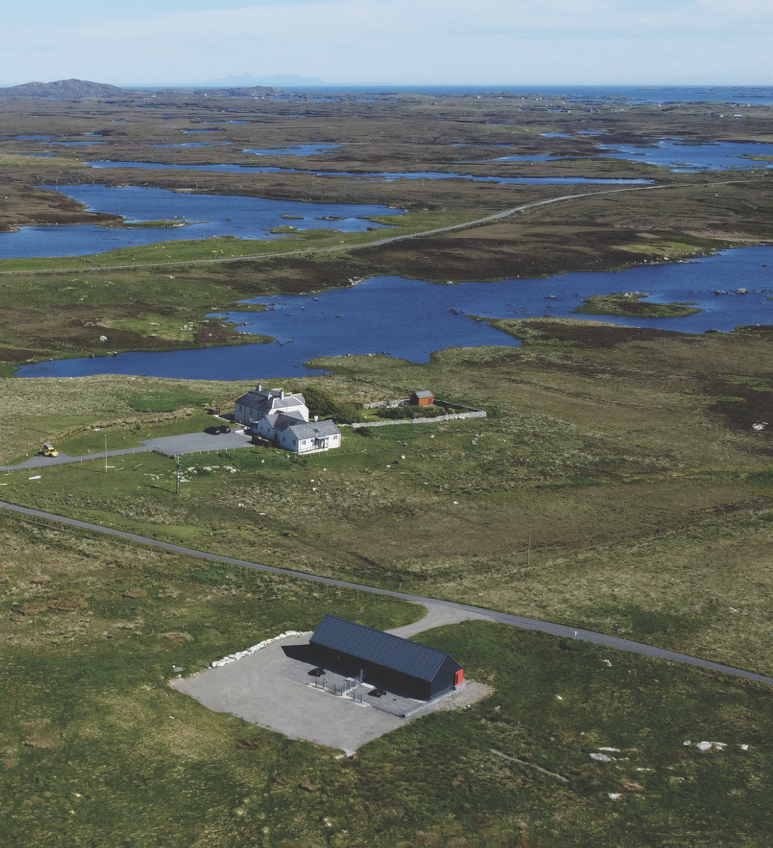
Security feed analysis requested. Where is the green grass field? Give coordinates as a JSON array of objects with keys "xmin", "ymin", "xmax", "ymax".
[
  {"xmin": 3, "ymin": 321, "xmax": 773, "ymax": 683},
  {"xmin": 2, "ymin": 508, "xmax": 772, "ymax": 847}
]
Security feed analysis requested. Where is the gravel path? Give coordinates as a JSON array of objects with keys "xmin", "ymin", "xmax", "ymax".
[{"xmin": 2, "ymin": 497, "xmax": 773, "ymax": 688}]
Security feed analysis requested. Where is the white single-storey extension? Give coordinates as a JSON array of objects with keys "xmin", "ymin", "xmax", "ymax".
[
  {"xmin": 256, "ymin": 414, "xmax": 341, "ymax": 454},
  {"xmin": 236, "ymin": 384, "xmax": 341, "ymax": 454}
]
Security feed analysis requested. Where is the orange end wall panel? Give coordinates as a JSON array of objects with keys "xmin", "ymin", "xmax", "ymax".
[{"xmin": 454, "ymin": 669, "xmax": 464, "ymax": 686}]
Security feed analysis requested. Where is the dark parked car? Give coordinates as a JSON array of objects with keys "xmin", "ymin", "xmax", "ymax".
[
  {"xmin": 205, "ymin": 425, "xmax": 232, "ymax": 435},
  {"xmin": 368, "ymin": 688, "xmax": 386, "ymax": 698},
  {"xmin": 308, "ymin": 667, "xmax": 325, "ymax": 678}
]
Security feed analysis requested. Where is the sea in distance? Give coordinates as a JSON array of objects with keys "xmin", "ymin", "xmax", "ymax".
[
  {"xmin": 17, "ymin": 246, "xmax": 773, "ymax": 380},
  {"xmin": 272, "ymin": 85, "xmax": 773, "ymax": 106}
]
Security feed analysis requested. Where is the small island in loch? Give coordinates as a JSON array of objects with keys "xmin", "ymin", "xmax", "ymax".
[{"xmin": 575, "ymin": 291, "xmax": 703, "ymax": 318}]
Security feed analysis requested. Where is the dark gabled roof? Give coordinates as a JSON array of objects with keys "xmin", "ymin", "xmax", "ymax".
[
  {"xmin": 235, "ymin": 387, "xmax": 306, "ymax": 414},
  {"xmin": 310, "ymin": 615, "xmax": 461, "ymax": 682},
  {"xmin": 412, "ymin": 390, "xmax": 433, "ymax": 399}
]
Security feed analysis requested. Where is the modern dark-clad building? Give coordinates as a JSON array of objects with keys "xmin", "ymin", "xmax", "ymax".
[{"xmin": 309, "ymin": 615, "xmax": 464, "ymax": 700}]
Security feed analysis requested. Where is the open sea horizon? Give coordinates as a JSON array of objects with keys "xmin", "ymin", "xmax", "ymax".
[
  {"xmin": 127, "ymin": 83, "xmax": 773, "ymax": 105},
  {"xmin": 264, "ymin": 84, "xmax": 773, "ymax": 105}
]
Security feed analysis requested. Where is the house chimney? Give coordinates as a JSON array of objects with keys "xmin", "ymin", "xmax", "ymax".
[
  {"xmin": 279, "ymin": 389, "xmax": 284, "ymax": 399},
  {"xmin": 314, "ymin": 415, "xmax": 318, "ymax": 422},
  {"xmin": 256, "ymin": 383, "xmax": 262, "ymax": 392}
]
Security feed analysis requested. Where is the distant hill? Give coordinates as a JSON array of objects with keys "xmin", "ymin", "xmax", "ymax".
[
  {"xmin": 0, "ymin": 78, "xmax": 280, "ymax": 101},
  {"xmin": 0, "ymin": 78, "xmax": 130, "ymax": 100}
]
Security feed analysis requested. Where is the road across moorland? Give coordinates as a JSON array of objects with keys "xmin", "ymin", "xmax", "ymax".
[
  {"xmin": 2, "ymin": 498, "xmax": 773, "ymax": 689},
  {"xmin": 0, "ymin": 178, "xmax": 756, "ymax": 277}
]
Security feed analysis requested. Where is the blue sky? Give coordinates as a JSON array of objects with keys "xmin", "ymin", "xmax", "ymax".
[{"xmin": 2, "ymin": 0, "xmax": 771, "ymax": 86}]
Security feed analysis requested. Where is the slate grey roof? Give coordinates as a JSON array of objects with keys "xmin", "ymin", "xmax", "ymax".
[
  {"xmin": 235, "ymin": 389, "xmax": 266, "ymax": 407},
  {"xmin": 235, "ymin": 388, "xmax": 306, "ymax": 415},
  {"xmin": 269, "ymin": 411, "xmax": 307, "ymax": 432},
  {"xmin": 288, "ymin": 419, "xmax": 340, "ymax": 440},
  {"xmin": 413, "ymin": 390, "xmax": 433, "ymax": 399},
  {"xmin": 310, "ymin": 615, "xmax": 461, "ymax": 682}
]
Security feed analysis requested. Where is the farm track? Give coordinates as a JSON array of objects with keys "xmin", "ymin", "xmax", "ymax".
[{"xmin": 2, "ymin": 497, "xmax": 773, "ymax": 689}]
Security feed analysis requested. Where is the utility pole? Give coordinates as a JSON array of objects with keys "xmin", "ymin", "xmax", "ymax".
[
  {"xmin": 175, "ymin": 457, "xmax": 180, "ymax": 494},
  {"xmin": 104, "ymin": 433, "xmax": 108, "ymax": 473},
  {"xmin": 527, "ymin": 523, "xmax": 532, "ymax": 567}
]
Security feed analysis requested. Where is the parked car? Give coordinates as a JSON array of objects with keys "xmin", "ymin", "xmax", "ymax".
[
  {"xmin": 368, "ymin": 688, "xmax": 386, "ymax": 698},
  {"xmin": 40, "ymin": 443, "xmax": 58, "ymax": 457},
  {"xmin": 204, "ymin": 425, "xmax": 231, "ymax": 435},
  {"xmin": 308, "ymin": 667, "xmax": 325, "ymax": 678}
]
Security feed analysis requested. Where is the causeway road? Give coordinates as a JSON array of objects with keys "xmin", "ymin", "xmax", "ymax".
[
  {"xmin": 0, "ymin": 178, "xmax": 754, "ymax": 277},
  {"xmin": 2, "ymin": 498, "xmax": 773, "ymax": 689}
]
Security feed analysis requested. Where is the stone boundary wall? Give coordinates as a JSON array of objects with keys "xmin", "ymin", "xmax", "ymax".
[
  {"xmin": 209, "ymin": 631, "xmax": 307, "ymax": 668},
  {"xmin": 348, "ymin": 410, "xmax": 486, "ymax": 429},
  {"xmin": 362, "ymin": 399, "xmax": 405, "ymax": 409},
  {"xmin": 362, "ymin": 398, "xmax": 481, "ymax": 413}
]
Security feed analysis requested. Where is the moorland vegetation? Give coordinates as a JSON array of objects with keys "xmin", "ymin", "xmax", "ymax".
[{"xmin": 1, "ymin": 86, "xmax": 773, "ymax": 846}]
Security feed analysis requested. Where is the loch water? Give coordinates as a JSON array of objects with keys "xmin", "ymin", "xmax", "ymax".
[
  {"xmin": 0, "ymin": 185, "xmax": 402, "ymax": 260},
  {"xmin": 16, "ymin": 246, "xmax": 773, "ymax": 380},
  {"xmin": 87, "ymin": 160, "xmax": 653, "ymax": 185}
]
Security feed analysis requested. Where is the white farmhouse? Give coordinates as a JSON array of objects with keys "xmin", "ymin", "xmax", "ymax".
[
  {"xmin": 234, "ymin": 384, "xmax": 308, "ymax": 426},
  {"xmin": 235, "ymin": 384, "xmax": 341, "ymax": 454}
]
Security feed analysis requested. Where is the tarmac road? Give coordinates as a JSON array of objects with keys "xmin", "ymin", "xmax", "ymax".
[{"xmin": 2, "ymin": 497, "xmax": 773, "ymax": 688}]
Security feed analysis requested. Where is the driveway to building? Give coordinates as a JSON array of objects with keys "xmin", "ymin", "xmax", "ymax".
[
  {"xmin": 387, "ymin": 603, "xmax": 490, "ymax": 638},
  {"xmin": 0, "ymin": 428, "xmax": 255, "ymax": 472},
  {"xmin": 2, "ymin": 498, "xmax": 773, "ymax": 689}
]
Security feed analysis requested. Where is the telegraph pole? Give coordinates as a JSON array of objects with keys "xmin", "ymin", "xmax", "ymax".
[
  {"xmin": 175, "ymin": 457, "xmax": 180, "ymax": 494},
  {"xmin": 527, "ymin": 523, "xmax": 532, "ymax": 567}
]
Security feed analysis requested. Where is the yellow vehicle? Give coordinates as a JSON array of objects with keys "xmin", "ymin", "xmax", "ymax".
[{"xmin": 42, "ymin": 443, "xmax": 58, "ymax": 457}]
